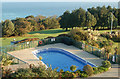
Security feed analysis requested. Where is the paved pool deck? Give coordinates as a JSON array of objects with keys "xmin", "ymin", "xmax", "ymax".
[{"xmin": 8, "ymin": 43, "xmax": 103, "ymax": 67}]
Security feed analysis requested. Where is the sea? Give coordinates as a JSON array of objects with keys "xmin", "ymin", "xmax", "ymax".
[{"xmin": 1, "ymin": 2, "xmax": 118, "ymax": 21}]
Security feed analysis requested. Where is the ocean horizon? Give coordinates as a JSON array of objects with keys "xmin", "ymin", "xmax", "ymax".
[{"xmin": 2, "ymin": 2, "xmax": 118, "ymax": 21}]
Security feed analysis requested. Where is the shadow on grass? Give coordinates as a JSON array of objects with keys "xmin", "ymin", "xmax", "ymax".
[{"xmin": 28, "ymin": 29, "xmax": 68, "ymax": 34}]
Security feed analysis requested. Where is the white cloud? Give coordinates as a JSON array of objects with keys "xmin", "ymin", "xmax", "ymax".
[{"xmin": 1, "ymin": 0, "xmax": 120, "ymax": 2}]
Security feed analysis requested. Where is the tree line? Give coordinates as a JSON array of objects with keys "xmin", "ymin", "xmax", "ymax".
[
  {"xmin": 1, "ymin": 5, "xmax": 120, "ymax": 37},
  {"xmin": 59, "ymin": 6, "xmax": 119, "ymax": 30},
  {"xmin": 1, "ymin": 15, "xmax": 60, "ymax": 37}
]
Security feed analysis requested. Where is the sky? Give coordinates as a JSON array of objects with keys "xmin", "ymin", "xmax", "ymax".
[{"xmin": 1, "ymin": 0, "xmax": 120, "ymax": 2}]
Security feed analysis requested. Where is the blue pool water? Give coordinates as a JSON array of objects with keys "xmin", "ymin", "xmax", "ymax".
[{"xmin": 35, "ymin": 48, "xmax": 96, "ymax": 71}]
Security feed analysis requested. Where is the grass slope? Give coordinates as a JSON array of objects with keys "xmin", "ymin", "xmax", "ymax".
[{"xmin": 0, "ymin": 29, "xmax": 69, "ymax": 47}]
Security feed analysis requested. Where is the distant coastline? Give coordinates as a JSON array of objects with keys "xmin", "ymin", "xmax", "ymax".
[{"xmin": 2, "ymin": 2, "xmax": 118, "ymax": 21}]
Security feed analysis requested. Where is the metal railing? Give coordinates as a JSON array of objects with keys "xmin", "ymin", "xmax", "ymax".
[
  {"xmin": 2, "ymin": 40, "xmax": 38, "ymax": 52},
  {"xmin": 1, "ymin": 36, "xmax": 119, "ymax": 65}
]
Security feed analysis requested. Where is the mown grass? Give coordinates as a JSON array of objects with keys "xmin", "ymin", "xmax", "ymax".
[
  {"xmin": 0, "ymin": 28, "xmax": 69, "ymax": 47},
  {"xmin": 98, "ymin": 29, "xmax": 120, "ymax": 34},
  {"xmin": 1, "ymin": 28, "xmax": 119, "ymax": 49}
]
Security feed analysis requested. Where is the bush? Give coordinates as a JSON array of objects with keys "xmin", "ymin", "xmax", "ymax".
[
  {"xmin": 11, "ymin": 68, "xmax": 36, "ymax": 77},
  {"xmin": 64, "ymin": 71, "xmax": 73, "ymax": 77},
  {"xmin": 98, "ymin": 66, "xmax": 108, "ymax": 72},
  {"xmin": 70, "ymin": 65, "xmax": 77, "ymax": 71},
  {"xmin": 72, "ymin": 72, "xmax": 77, "ymax": 78},
  {"xmin": 83, "ymin": 65, "xmax": 93, "ymax": 76},
  {"xmin": 93, "ymin": 67, "xmax": 98, "ymax": 71},
  {"xmin": 60, "ymin": 69, "xmax": 64, "ymax": 73},
  {"xmin": 1, "ymin": 55, "xmax": 13, "ymax": 66},
  {"xmin": 100, "ymin": 33, "xmax": 111, "ymax": 39},
  {"xmin": 10, "ymin": 65, "xmax": 59, "ymax": 77},
  {"xmin": 69, "ymin": 29, "xmax": 89, "ymax": 41},
  {"xmin": 75, "ymin": 70, "xmax": 81, "ymax": 75},
  {"xmin": 39, "ymin": 56, "xmax": 42, "ymax": 60},
  {"xmin": 102, "ymin": 60, "xmax": 111, "ymax": 68},
  {"xmin": 2, "ymin": 68, "xmax": 12, "ymax": 78},
  {"xmin": 93, "ymin": 70, "xmax": 100, "ymax": 74},
  {"xmin": 112, "ymin": 34, "xmax": 120, "ymax": 42},
  {"xmin": 93, "ymin": 66, "xmax": 109, "ymax": 75},
  {"xmin": 80, "ymin": 73, "xmax": 88, "ymax": 78}
]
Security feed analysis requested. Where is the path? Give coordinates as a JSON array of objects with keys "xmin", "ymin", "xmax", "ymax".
[{"xmin": 92, "ymin": 64, "xmax": 120, "ymax": 77}]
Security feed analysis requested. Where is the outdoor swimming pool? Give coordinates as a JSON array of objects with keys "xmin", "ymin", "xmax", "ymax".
[{"xmin": 33, "ymin": 48, "xmax": 96, "ymax": 71}]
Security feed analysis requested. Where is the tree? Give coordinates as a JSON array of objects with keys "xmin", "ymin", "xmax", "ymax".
[
  {"xmin": 28, "ymin": 19, "xmax": 38, "ymax": 31},
  {"xmin": 118, "ymin": 9, "xmax": 120, "ymax": 26},
  {"xmin": 2, "ymin": 20, "xmax": 15, "ymax": 36},
  {"xmin": 85, "ymin": 11, "xmax": 97, "ymax": 29},
  {"xmin": 88, "ymin": 6, "xmax": 118, "ymax": 30},
  {"xmin": 72, "ymin": 8, "xmax": 86, "ymax": 29},
  {"xmin": 107, "ymin": 6, "xmax": 112, "ymax": 12},
  {"xmin": 35, "ymin": 15, "xmax": 46, "ymax": 22},
  {"xmin": 14, "ymin": 18, "xmax": 32, "ymax": 36},
  {"xmin": 43, "ymin": 16, "xmax": 60, "ymax": 29},
  {"xmin": 25, "ymin": 15, "xmax": 34, "ymax": 19},
  {"xmin": 59, "ymin": 10, "xmax": 71, "ymax": 31},
  {"xmin": 88, "ymin": 7, "xmax": 99, "ymax": 29},
  {"xmin": 106, "ymin": 12, "xmax": 118, "ymax": 29}
]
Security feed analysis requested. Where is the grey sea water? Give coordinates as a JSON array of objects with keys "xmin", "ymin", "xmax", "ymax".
[{"xmin": 2, "ymin": 2, "xmax": 118, "ymax": 21}]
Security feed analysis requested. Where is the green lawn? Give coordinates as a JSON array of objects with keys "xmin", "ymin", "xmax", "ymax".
[
  {"xmin": 0, "ymin": 28, "xmax": 69, "ymax": 47},
  {"xmin": 98, "ymin": 29, "xmax": 119, "ymax": 34}
]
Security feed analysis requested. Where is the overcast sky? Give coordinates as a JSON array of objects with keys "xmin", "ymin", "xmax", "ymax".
[{"xmin": 1, "ymin": 0, "xmax": 120, "ymax": 2}]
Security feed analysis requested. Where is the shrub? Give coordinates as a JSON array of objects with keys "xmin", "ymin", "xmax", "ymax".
[
  {"xmin": 100, "ymin": 33, "xmax": 111, "ymax": 39},
  {"xmin": 93, "ymin": 67, "xmax": 98, "ymax": 71},
  {"xmin": 98, "ymin": 66, "xmax": 108, "ymax": 72},
  {"xmin": 80, "ymin": 73, "xmax": 88, "ymax": 78},
  {"xmin": 75, "ymin": 70, "xmax": 81, "ymax": 75},
  {"xmin": 10, "ymin": 68, "xmax": 36, "ymax": 77},
  {"xmin": 102, "ymin": 60, "xmax": 111, "ymax": 68},
  {"xmin": 83, "ymin": 65, "xmax": 93, "ymax": 76},
  {"xmin": 69, "ymin": 29, "xmax": 89, "ymax": 41},
  {"xmin": 39, "ymin": 56, "xmax": 42, "ymax": 60},
  {"xmin": 112, "ymin": 34, "xmax": 120, "ymax": 42},
  {"xmin": 70, "ymin": 65, "xmax": 77, "ymax": 72},
  {"xmin": 72, "ymin": 72, "xmax": 77, "ymax": 78},
  {"xmin": 98, "ymin": 68, "xmax": 104, "ymax": 73},
  {"xmin": 10, "ymin": 64, "xmax": 59, "ymax": 77},
  {"xmin": 60, "ymin": 69, "xmax": 64, "ymax": 73},
  {"xmin": 2, "ymin": 68, "xmax": 12, "ymax": 77},
  {"xmin": 64, "ymin": 71, "xmax": 73, "ymax": 77},
  {"xmin": 93, "ymin": 66, "xmax": 109, "ymax": 74},
  {"xmin": 93, "ymin": 70, "xmax": 100, "ymax": 74},
  {"xmin": 1, "ymin": 55, "xmax": 13, "ymax": 66}
]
